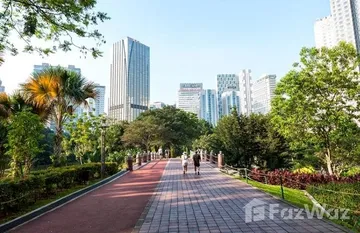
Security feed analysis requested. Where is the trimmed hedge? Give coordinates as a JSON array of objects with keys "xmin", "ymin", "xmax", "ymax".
[
  {"xmin": 0, "ymin": 162, "xmax": 118, "ymax": 217},
  {"xmin": 249, "ymin": 169, "xmax": 360, "ymax": 190}
]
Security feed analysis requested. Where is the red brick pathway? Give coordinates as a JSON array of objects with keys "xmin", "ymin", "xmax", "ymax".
[{"xmin": 11, "ymin": 160, "xmax": 168, "ymax": 233}]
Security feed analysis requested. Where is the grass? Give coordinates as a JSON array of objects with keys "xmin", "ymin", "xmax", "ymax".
[
  {"xmin": 229, "ymin": 174, "xmax": 356, "ymax": 232},
  {"xmin": 0, "ymin": 179, "xmax": 101, "ymax": 225},
  {"xmin": 237, "ymin": 176, "xmax": 314, "ymax": 209}
]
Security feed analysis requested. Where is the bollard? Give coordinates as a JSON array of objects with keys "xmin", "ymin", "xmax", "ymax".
[
  {"xmin": 210, "ymin": 152, "xmax": 213, "ymax": 164},
  {"xmin": 218, "ymin": 151, "xmax": 224, "ymax": 168},
  {"xmin": 245, "ymin": 169, "xmax": 248, "ymax": 183},
  {"xmin": 143, "ymin": 151, "xmax": 147, "ymax": 163},
  {"xmin": 280, "ymin": 172, "xmax": 285, "ymax": 199},
  {"xmin": 147, "ymin": 151, "xmax": 151, "ymax": 161},
  {"xmin": 127, "ymin": 153, "xmax": 133, "ymax": 171},
  {"xmin": 136, "ymin": 152, "xmax": 141, "ymax": 166}
]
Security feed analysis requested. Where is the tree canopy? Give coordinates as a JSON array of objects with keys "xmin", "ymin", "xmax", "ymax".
[
  {"xmin": 271, "ymin": 42, "xmax": 360, "ymax": 175},
  {"xmin": 0, "ymin": 0, "xmax": 109, "ymax": 57}
]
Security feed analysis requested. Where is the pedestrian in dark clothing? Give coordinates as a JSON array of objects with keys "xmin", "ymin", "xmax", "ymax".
[{"xmin": 193, "ymin": 151, "xmax": 201, "ymax": 175}]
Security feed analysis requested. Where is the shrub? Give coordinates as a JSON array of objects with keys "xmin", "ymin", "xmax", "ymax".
[
  {"xmin": 343, "ymin": 166, "xmax": 360, "ymax": 177},
  {"xmin": 0, "ymin": 162, "xmax": 118, "ymax": 217},
  {"xmin": 249, "ymin": 168, "xmax": 360, "ymax": 190},
  {"xmin": 293, "ymin": 166, "xmax": 315, "ymax": 174}
]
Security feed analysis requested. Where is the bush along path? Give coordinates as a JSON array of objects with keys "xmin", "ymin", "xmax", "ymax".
[{"xmin": 10, "ymin": 160, "xmax": 168, "ymax": 233}]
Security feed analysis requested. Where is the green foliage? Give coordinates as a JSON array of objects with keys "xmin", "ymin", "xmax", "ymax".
[
  {"xmin": 307, "ymin": 182, "xmax": 360, "ymax": 231},
  {"xmin": 293, "ymin": 166, "xmax": 316, "ymax": 174},
  {"xmin": 124, "ymin": 106, "xmax": 204, "ymax": 151},
  {"xmin": 343, "ymin": 167, "xmax": 360, "ymax": 177},
  {"xmin": 212, "ymin": 110, "xmax": 291, "ymax": 169},
  {"xmin": 0, "ymin": 0, "xmax": 109, "ymax": 58},
  {"xmin": 5, "ymin": 110, "xmax": 44, "ymax": 178},
  {"xmin": 0, "ymin": 162, "xmax": 118, "ymax": 217},
  {"xmin": 63, "ymin": 114, "xmax": 102, "ymax": 164},
  {"xmin": 105, "ymin": 121, "xmax": 128, "ymax": 154},
  {"xmin": 0, "ymin": 119, "xmax": 9, "ymax": 176},
  {"xmin": 271, "ymin": 42, "xmax": 360, "ymax": 175},
  {"xmin": 33, "ymin": 128, "xmax": 54, "ymax": 167}
]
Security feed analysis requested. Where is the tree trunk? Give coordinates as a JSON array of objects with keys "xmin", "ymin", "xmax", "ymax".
[
  {"xmin": 53, "ymin": 113, "xmax": 63, "ymax": 166},
  {"xmin": 325, "ymin": 148, "xmax": 333, "ymax": 175}
]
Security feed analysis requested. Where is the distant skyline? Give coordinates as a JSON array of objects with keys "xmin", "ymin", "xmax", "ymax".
[{"xmin": 0, "ymin": 0, "xmax": 330, "ymax": 112}]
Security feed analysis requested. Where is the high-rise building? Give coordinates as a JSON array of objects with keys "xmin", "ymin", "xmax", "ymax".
[
  {"xmin": 221, "ymin": 90, "xmax": 241, "ymax": 117},
  {"xmin": 216, "ymin": 74, "xmax": 239, "ymax": 118},
  {"xmin": 94, "ymin": 84, "xmax": 105, "ymax": 116},
  {"xmin": 177, "ymin": 83, "xmax": 203, "ymax": 115},
  {"xmin": 109, "ymin": 37, "xmax": 150, "ymax": 122},
  {"xmin": 199, "ymin": 89, "xmax": 218, "ymax": 126},
  {"xmin": 149, "ymin": 102, "xmax": 165, "ymax": 110},
  {"xmin": 314, "ymin": 0, "xmax": 360, "ymax": 51},
  {"xmin": 252, "ymin": 74, "xmax": 277, "ymax": 114},
  {"xmin": 314, "ymin": 16, "xmax": 336, "ymax": 48},
  {"xmin": 0, "ymin": 79, "xmax": 4, "ymax": 93},
  {"xmin": 239, "ymin": 69, "xmax": 253, "ymax": 116}
]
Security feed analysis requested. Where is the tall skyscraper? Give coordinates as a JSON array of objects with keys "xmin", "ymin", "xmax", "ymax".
[
  {"xmin": 239, "ymin": 69, "xmax": 253, "ymax": 116},
  {"xmin": 199, "ymin": 89, "xmax": 218, "ymax": 126},
  {"xmin": 0, "ymin": 79, "xmax": 4, "ymax": 93},
  {"xmin": 314, "ymin": 0, "xmax": 360, "ymax": 51},
  {"xmin": 221, "ymin": 90, "xmax": 241, "ymax": 116},
  {"xmin": 109, "ymin": 37, "xmax": 150, "ymax": 122},
  {"xmin": 93, "ymin": 84, "xmax": 105, "ymax": 116},
  {"xmin": 216, "ymin": 74, "xmax": 239, "ymax": 118},
  {"xmin": 252, "ymin": 74, "xmax": 276, "ymax": 114},
  {"xmin": 177, "ymin": 83, "xmax": 203, "ymax": 115}
]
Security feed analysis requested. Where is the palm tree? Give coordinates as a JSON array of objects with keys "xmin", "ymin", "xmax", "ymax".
[
  {"xmin": 21, "ymin": 67, "xmax": 97, "ymax": 166},
  {"xmin": 0, "ymin": 92, "xmax": 11, "ymax": 119}
]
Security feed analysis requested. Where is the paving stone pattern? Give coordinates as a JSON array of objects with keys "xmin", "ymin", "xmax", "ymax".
[{"xmin": 137, "ymin": 159, "xmax": 349, "ymax": 233}]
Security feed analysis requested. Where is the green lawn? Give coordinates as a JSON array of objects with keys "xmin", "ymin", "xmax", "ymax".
[
  {"xmin": 237, "ymin": 176, "xmax": 314, "ymax": 209},
  {"xmin": 0, "ymin": 179, "xmax": 101, "ymax": 224}
]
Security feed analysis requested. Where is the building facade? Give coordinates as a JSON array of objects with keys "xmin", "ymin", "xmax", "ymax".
[
  {"xmin": 149, "ymin": 102, "xmax": 165, "ymax": 110},
  {"xmin": 0, "ymin": 79, "xmax": 4, "ymax": 93},
  {"xmin": 314, "ymin": 16, "xmax": 336, "ymax": 48},
  {"xmin": 109, "ymin": 37, "xmax": 150, "ymax": 122},
  {"xmin": 239, "ymin": 69, "xmax": 253, "ymax": 116},
  {"xmin": 221, "ymin": 90, "xmax": 241, "ymax": 116},
  {"xmin": 216, "ymin": 74, "xmax": 239, "ymax": 118},
  {"xmin": 33, "ymin": 63, "xmax": 81, "ymax": 75},
  {"xmin": 252, "ymin": 74, "xmax": 276, "ymax": 114},
  {"xmin": 94, "ymin": 84, "xmax": 105, "ymax": 116},
  {"xmin": 314, "ymin": 0, "xmax": 360, "ymax": 51},
  {"xmin": 177, "ymin": 83, "xmax": 203, "ymax": 116},
  {"xmin": 199, "ymin": 89, "xmax": 218, "ymax": 126}
]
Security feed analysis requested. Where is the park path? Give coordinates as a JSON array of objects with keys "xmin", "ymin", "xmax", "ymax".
[
  {"xmin": 136, "ymin": 159, "xmax": 350, "ymax": 233},
  {"xmin": 11, "ymin": 160, "xmax": 168, "ymax": 233}
]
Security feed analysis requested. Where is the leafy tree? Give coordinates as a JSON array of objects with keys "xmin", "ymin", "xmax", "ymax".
[
  {"xmin": 0, "ymin": 0, "xmax": 109, "ymax": 58},
  {"xmin": 63, "ymin": 114, "xmax": 101, "ymax": 164},
  {"xmin": 105, "ymin": 121, "xmax": 129, "ymax": 154},
  {"xmin": 21, "ymin": 67, "xmax": 97, "ymax": 166},
  {"xmin": 122, "ymin": 116, "xmax": 166, "ymax": 151},
  {"xmin": 138, "ymin": 106, "xmax": 203, "ymax": 152},
  {"xmin": 271, "ymin": 42, "xmax": 360, "ymax": 175},
  {"xmin": 5, "ymin": 110, "xmax": 44, "ymax": 178},
  {"xmin": 33, "ymin": 128, "xmax": 55, "ymax": 167}
]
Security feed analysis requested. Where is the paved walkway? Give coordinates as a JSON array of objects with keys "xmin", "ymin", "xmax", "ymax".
[
  {"xmin": 11, "ymin": 160, "xmax": 168, "ymax": 233},
  {"xmin": 136, "ymin": 159, "xmax": 349, "ymax": 233}
]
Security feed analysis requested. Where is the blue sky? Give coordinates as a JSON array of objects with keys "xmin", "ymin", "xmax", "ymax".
[{"xmin": 0, "ymin": 0, "xmax": 330, "ymax": 111}]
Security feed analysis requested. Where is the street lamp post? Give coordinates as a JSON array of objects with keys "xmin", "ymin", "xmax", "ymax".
[{"xmin": 100, "ymin": 118, "xmax": 108, "ymax": 179}]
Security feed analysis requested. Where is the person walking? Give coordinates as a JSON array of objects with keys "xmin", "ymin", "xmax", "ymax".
[
  {"xmin": 182, "ymin": 152, "xmax": 188, "ymax": 174},
  {"xmin": 193, "ymin": 151, "xmax": 201, "ymax": 175}
]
